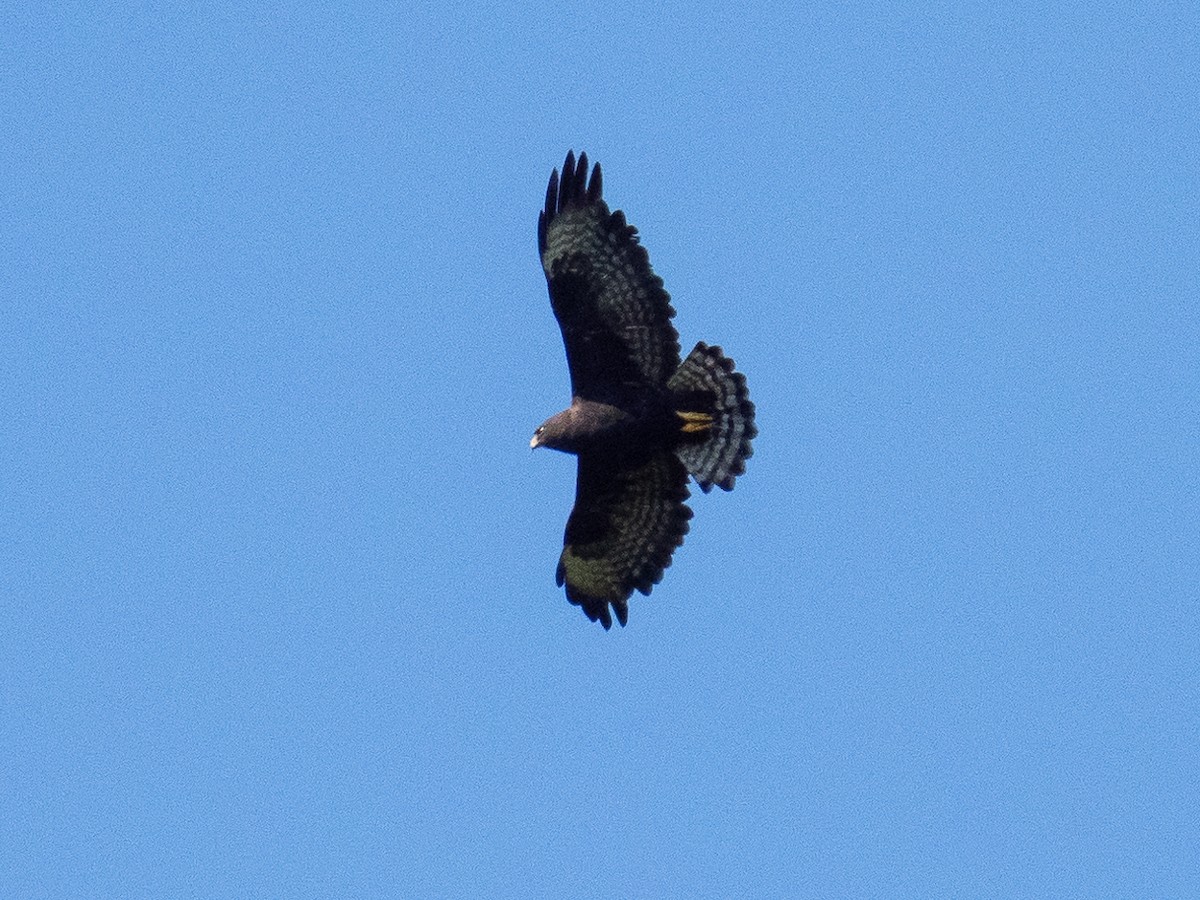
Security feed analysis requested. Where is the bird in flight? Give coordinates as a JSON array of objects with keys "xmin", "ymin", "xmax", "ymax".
[{"xmin": 531, "ymin": 151, "xmax": 757, "ymax": 628}]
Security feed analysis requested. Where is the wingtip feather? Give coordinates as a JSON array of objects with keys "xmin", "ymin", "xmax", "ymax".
[
  {"xmin": 588, "ymin": 162, "xmax": 603, "ymax": 203},
  {"xmin": 561, "ymin": 150, "xmax": 576, "ymax": 194},
  {"xmin": 545, "ymin": 168, "xmax": 559, "ymax": 218}
]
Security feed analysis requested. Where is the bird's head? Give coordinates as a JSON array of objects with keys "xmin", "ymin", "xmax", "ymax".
[{"xmin": 530, "ymin": 409, "xmax": 573, "ymax": 452}]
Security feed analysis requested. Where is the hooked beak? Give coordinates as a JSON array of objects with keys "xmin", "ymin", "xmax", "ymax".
[{"xmin": 530, "ymin": 434, "xmax": 540, "ymax": 450}]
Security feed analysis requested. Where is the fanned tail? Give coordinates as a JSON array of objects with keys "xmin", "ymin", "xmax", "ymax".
[{"xmin": 667, "ymin": 342, "xmax": 756, "ymax": 492}]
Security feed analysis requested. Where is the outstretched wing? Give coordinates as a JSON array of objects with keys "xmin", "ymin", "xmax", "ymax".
[
  {"xmin": 556, "ymin": 451, "xmax": 693, "ymax": 629},
  {"xmin": 538, "ymin": 151, "xmax": 681, "ymax": 402}
]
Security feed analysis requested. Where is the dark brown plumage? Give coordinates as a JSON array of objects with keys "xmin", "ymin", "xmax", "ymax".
[{"xmin": 531, "ymin": 151, "xmax": 756, "ymax": 628}]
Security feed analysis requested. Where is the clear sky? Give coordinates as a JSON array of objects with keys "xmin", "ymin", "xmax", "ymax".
[{"xmin": 3, "ymin": 2, "xmax": 1197, "ymax": 897}]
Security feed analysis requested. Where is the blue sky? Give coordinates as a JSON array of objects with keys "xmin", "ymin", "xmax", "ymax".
[{"xmin": 3, "ymin": 2, "xmax": 1197, "ymax": 897}]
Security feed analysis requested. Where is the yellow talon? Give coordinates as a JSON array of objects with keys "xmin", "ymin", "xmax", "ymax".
[{"xmin": 677, "ymin": 411, "xmax": 713, "ymax": 433}]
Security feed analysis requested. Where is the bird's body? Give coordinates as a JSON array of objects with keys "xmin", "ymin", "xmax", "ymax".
[
  {"xmin": 532, "ymin": 152, "xmax": 756, "ymax": 628},
  {"xmin": 532, "ymin": 395, "xmax": 677, "ymax": 456}
]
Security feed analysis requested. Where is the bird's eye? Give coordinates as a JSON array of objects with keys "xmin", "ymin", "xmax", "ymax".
[{"xmin": 535, "ymin": 427, "xmax": 543, "ymax": 435}]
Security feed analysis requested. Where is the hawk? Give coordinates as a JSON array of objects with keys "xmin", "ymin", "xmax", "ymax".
[{"xmin": 531, "ymin": 151, "xmax": 756, "ymax": 629}]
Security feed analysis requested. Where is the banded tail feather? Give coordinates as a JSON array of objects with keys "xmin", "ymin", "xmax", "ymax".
[{"xmin": 668, "ymin": 342, "xmax": 757, "ymax": 493}]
